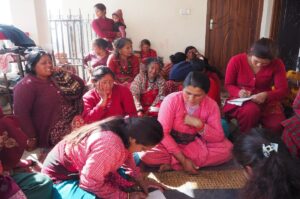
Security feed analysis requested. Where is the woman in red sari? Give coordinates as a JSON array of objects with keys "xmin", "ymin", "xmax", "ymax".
[
  {"xmin": 107, "ymin": 38, "xmax": 140, "ymax": 87},
  {"xmin": 130, "ymin": 57, "xmax": 165, "ymax": 117}
]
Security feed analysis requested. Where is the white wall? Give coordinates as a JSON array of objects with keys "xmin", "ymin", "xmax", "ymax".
[
  {"xmin": 10, "ymin": 0, "xmax": 39, "ymax": 42},
  {"xmin": 34, "ymin": 0, "xmax": 52, "ymax": 50},
  {"xmin": 4, "ymin": 0, "xmax": 51, "ymax": 50},
  {"xmin": 5, "ymin": 0, "xmax": 274, "ymax": 60},
  {"xmin": 0, "ymin": 0, "xmax": 12, "ymax": 25},
  {"xmin": 51, "ymin": 0, "xmax": 208, "ymax": 60}
]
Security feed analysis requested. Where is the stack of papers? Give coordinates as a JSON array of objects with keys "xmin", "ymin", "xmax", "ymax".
[{"xmin": 227, "ymin": 96, "xmax": 252, "ymax": 106}]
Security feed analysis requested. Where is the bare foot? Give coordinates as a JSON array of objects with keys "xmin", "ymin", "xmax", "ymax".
[{"xmin": 159, "ymin": 164, "xmax": 172, "ymax": 172}]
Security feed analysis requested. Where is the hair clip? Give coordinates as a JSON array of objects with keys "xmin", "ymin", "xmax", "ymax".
[{"xmin": 262, "ymin": 143, "xmax": 278, "ymax": 158}]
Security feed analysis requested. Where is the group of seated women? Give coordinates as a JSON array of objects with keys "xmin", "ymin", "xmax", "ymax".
[{"xmin": 1, "ymin": 24, "xmax": 299, "ymax": 198}]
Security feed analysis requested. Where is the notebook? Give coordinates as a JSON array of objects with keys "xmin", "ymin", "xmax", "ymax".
[{"xmin": 227, "ymin": 96, "xmax": 253, "ymax": 106}]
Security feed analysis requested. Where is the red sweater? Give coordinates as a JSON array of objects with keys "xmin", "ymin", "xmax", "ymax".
[
  {"xmin": 223, "ymin": 53, "xmax": 288, "ymax": 113},
  {"xmin": 224, "ymin": 53, "xmax": 288, "ymax": 101},
  {"xmin": 82, "ymin": 85, "xmax": 137, "ymax": 123},
  {"xmin": 14, "ymin": 75, "xmax": 62, "ymax": 147},
  {"xmin": 141, "ymin": 49, "xmax": 157, "ymax": 60},
  {"xmin": 92, "ymin": 17, "xmax": 117, "ymax": 41},
  {"xmin": 107, "ymin": 54, "xmax": 140, "ymax": 84}
]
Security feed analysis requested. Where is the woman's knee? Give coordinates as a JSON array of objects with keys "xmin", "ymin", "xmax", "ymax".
[
  {"xmin": 239, "ymin": 102, "xmax": 261, "ymax": 118},
  {"xmin": 35, "ymin": 173, "xmax": 53, "ymax": 187}
]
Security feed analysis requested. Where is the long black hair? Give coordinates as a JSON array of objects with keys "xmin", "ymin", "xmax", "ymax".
[
  {"xmin": 169, "ymin": 52, "xmax": 186, "ymax": 64},
  {"xmin": 93, "ymin": 38, "xmax": 109, "ymax": 51},
  {"xmin": 64, "ymin": 116, "xmax": 163, "ymax": 148},
  {"xmin": 113, "ymin": 38, "xmax": 132, "ymax": 60},
  {"xmin": 183, "ymin": 71, "xmax": 210, "ymax": 93},
  {"xmin": 233, "ymin": 129, "xmax": 300, "ymax": 199},
  {"xmin": 248, "ymin": 37, "xmax": 278, "ymax": 60},
  {"xmin": 91, "ymin": 66, "xmax": 115, "ymax": 83}
]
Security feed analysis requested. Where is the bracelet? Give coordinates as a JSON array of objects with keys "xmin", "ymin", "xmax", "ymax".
[{"xmin": 196, "ymin": 123, "xmax": 204, "ymax": 132}]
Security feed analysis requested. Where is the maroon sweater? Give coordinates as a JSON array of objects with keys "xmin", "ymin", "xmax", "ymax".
[
  {"xmin": 13, "ymin": 75, "xmax": 62, "ymax": 147},
  {"xmin": 92, "ymin": 17, "xmax": 117, "ymax": 42}
]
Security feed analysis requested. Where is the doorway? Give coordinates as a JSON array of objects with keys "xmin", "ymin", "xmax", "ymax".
[{"xmin": 205, "ymin": 0, "xmax": 264, "ymax": 75}]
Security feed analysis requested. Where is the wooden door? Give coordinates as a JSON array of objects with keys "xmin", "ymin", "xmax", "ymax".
[
  {"xmin": 276, "ymin": 0, "xmax": 300, "ymax": 71},
  {"xmin": 205, "ymin": 0, "xmax": 264, "ymax": 75}
]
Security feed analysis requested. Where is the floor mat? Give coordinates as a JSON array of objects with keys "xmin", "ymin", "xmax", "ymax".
[
  {"xmin": 143, "ymin": 163, "xmax": 246, "ymax": 199},
  {"xmin": 146, "ymin": 169, "xmax": 246, "ymax": 190}
]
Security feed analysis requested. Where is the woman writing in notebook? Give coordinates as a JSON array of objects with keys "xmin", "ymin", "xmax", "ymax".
[{"xmin": 223, "ymin": 38, "xmax": 288, "ymax": 135}]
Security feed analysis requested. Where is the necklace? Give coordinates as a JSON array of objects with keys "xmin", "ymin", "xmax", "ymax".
[{"xmin": 120, "ymin": 59, "xmax": 132, "ymax": 75}]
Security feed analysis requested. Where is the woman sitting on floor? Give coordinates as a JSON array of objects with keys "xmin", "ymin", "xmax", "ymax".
[
  {"xmin": 84, "ymin": 38, "xmax": 109, "ymax": 69},
  {"xmin": 82, "ymin": 66, "xmax": 136, "ymax": 123},
  {"xmin": 160, "ymin": 52, "xmax": 186, "ymax": 80},
  {"xmin": 185, "ymin": 46, "xmax": 206, "ymax": 62},
  {"xmin": 0, "ymin": 107, "xmax": 53, "ymax": 199},
  {"xmin": 185, "ymin": 46, "xmax": 222, "ymax": 92},
  {"xmin": 130, "ymin": 57, "xmax": 165, "ymax": 117},
  {"xmin": 107, "ymin": 38, "xmax": 140, "ymax": 87},
  {"xmin": 166, "ymin": 58, "xmax": 221, "ymax": 105},
  {"xmin": 13, "ymin": 50, "xmax": 85, "ymax": 149},
  {"xmin": 139, "ymin": 39, "xmax": 157, "ymax": 62},
  {"xmin": 42, "ymin": 116, "xmax": 164, "ymax": 199},
  {"xmin": 223, "ymin": 38, "xmax": 288, "ymax": 135},
  {"xmin": 233, "ymin": 129, "xmax": 300, "ymax": 199},
  {"xmin": 282, "ymin": 90, "xmax": 300, "ymax": 158},
  {"xmin": 139, "ymin": 71, "xmax": 232, "ymax": 174}
]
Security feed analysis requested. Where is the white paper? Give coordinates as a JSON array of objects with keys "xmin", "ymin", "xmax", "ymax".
[
  {"xmin": 146, "ymin": 190, "xmax": 166, "ymax": 199},
  {"xmin": 227, "ymin": 96, "xmax": 252, "ymax": 106}
]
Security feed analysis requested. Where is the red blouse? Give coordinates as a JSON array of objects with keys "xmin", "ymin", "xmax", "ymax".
[
  {"xmin": 141, "ymin": 49, "xmax": 157, "ymax": 60},
  {"xmin": 82, "ymin": 85, "xmax": 137, "ymax": 123},
  {"xmin": 107, "ymin": 54, "xmax": 140, "ymax": 84}
]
